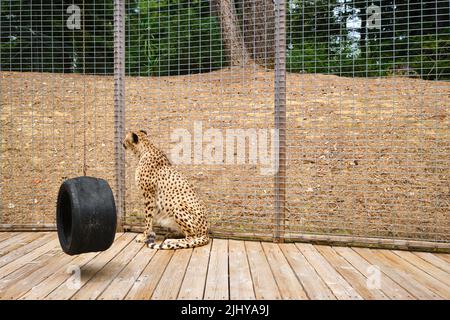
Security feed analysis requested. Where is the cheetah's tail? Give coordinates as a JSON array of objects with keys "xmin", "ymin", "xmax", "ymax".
[{"xmin": 148, "ymin": 235, "xmax": 210, "ymax": 250}]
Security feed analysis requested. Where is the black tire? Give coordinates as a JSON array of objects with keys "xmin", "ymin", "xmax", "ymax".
[{"xmin": 56, "ymin": 176, "xmax": 117, "ymax": 255}]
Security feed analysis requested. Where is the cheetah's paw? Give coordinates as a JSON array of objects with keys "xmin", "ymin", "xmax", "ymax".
[{"xmin": 136, "ymin": 232, "xmax": 155, "ymax": 243}]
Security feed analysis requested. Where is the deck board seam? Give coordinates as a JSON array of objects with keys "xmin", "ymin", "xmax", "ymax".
[
  {"xmin": 0, "ymin": 242, "xmax": 63, "ymax": 298},
  {"xmin": 351, "ymin": 248, "xmax": 424, "ymax": 299},
  {"xmin": 199, "ymin": 240, "xmax": 213, "ymax": 300},
  {"xmin": 39, "ymin": 235, "xmax": 124, "ymax": 299},
  {"xmin": 18, "ymin": 253, "xmax": 84, "ymax": 300},
  {"xmin": 259, "ymin": 241, "xmax": 283, "ymax": 299},
  {"xmin": 319, "ymin": 246, "xmax": 388, "ymax": 300},
  {"xmin": 297, "ymin": 244, "xmax": 360, "ymax": 300},
  {"xmin": 395, "ymin": 251, "xmax": 450, "ymax": 283},
  {"xmin": 412, "ymin": 252, "xmax": 450, "ymax": 274},
  {"xmin": 118, "ymin": 246, "xmax": 156, "ymax": 300},
  {"xmin": 241, "ymin": 240, "xmax": 257, "ymax": 300},
  {"xmin": 0, "ymin": 234, "xmax": 59, "ymax": 280},
  {"xmin": 262, "ymin": 243, "xmax": 309, "ymax": 300},
  {"xmin": 93, "ymin": 236, "xmax": 144, "ymax": 300},
  {"xmin": 0, "ymin": 233, "xmax": 53, "ymax": 270},
  {"xmin": 0, "ymin": 233, "xmax": 42, "ymax": 257},
  {"xmin": 148, "ymin": 250, "xmax": 176, "ymax": 299},
  {"xmin": 278, "ymin": 245, "xmax": 308, "ymax": 300},
  {"xmin": 380, "ymin": 250, "xmax": 450, "ymax": 299},
  {"xmin": 244, "ymin": 240, "xmax": 283, "ymax": 300},
  {"xmin": 173, "ymin": 248, "xmax": 194, "ymax": 300},
  {"xmin": 72, "ymin": 233, "xmax": 136, "ymax": 300},
  {"xmin": 58, "ymin": 233, "xmax": 133, "ymax": 300},
  {"xmin": 1, "ymin": 233, "xmax": 449, "ymax": 300}
]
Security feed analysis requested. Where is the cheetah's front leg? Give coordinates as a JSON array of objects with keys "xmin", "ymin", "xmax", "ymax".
[{"xmin": 136, "ymin": 196, "xmax": 157, "ymax": 244}]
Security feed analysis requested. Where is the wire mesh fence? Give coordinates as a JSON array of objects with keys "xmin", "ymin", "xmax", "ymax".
[
  {"xmin": 0, "ymin": 1, "xmax": 448, "ymax": 249},
  {"xmin": 0, "ymin": 1, "xmax": 116, "ymax": 229}
]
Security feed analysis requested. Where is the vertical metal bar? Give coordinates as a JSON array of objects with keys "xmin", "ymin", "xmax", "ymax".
[
  {"xmin": 0, "ymin": 1, "xmax": 2, "ymax": 225},
  {"xmin": 114, "ymin": 0, "xmax": 126, "ymax": 231},
  {"xmin": 274, "ymin": 0, "xmax": 286, "ymax": 243},
  {"xmin": 82, "ymin": 0, "xmax": 87, "ymax": 176}
]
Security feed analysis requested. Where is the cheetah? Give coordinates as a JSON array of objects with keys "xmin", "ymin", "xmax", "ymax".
[{"xmin": 123, "ymin": 129, "xmax": 210, "ymax": 249}]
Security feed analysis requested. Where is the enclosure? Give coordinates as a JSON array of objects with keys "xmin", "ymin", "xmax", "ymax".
[
  {"xmin": 1, "ymin": 232, "xmax": 449, "ymax": 300},
  {"xmin": 0, "ymin": 0, "xmax": 449, "ymax": 252}
]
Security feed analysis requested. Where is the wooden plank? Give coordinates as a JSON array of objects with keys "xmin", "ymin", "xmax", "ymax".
[
  {"xmin": 333, "ymin": 246, "xmax": 413, "ymax": 299},
  {"xmin": 245, "ymin": 241, "xmax": 281, "ymax": 300},
  {"xmin": 261, "ymin": 243, "xmax": 308, "ymax": 299},
  {"xmin": 151, "ymin": 249, "xmax": 193, "ymax": 300},
  {"xmin": 0, "ymin": 232, "xmax": 42, "ymax": 256},
  {"xmin": 0, "ymin": 233, "xmax": 31, "ymax": 251},
  {"xmin": 178, "ymin": 242, "xmax": 211, "ymax": 300},
  {"xmin": 296, "ymin": 243, "xmax": 362, "ymax": 300},
  {"xmin": 354, "ymin": 247, "xmax": 441, "ymax": 300},
  {"xmin": 228, "ymin": 240, "xmax": 255, "ymax": 300},
  {"xmin": 0, "ymin": 243, "xmax": 61, "ymax": 298},
  {"xmin": 435, "ymin": 254, "xmax": 450, "ymax": 264},
  {"xmin": 279, "ymin": 243, "xmax": 335, "ymax": 300},
  {"xmin": 46, "ymin": 233, "xmax": 135, "ymax": 300},
  {"xmin": 204, "ymin": 239, "xmax": 229, "ymax": 300},
  {"xmin": 98, "ymin": 246, "xmax": 156, "ymax": 300},
  {"xmin": 414, "ymin": 252, "xmax": 450, "ymax": 274},
  {"xmin": 125, "ymin": 250, "xmax": 174, "ymax": 300},
  {"xmin": 0, "ymin": 233, "xmax": 16, "ymax": 243},
  {"xmin": 242, "ymin": 232, "xmax": 450, "ymax": 252},
  {"xmin": 71, "ymin": 235, "xmax": 141, "ymax": 300},
  {"xmin": 0, "ymin": 224, "xmax": 56, "ymax": 232},
  {"xmin": 19, "ymin": 250, "xmax": 100, "ymax": 300},
  {"xmin": 315, "ymin": 245, "xmax": 388, "ymax": 300},
  {"xmin": 0, "ymin": 247, "xmax": 72, "ymax": 299},
  {"xmin": 394, "ymin": 251, "xmax": 450, "ymax": 287},
  {"xmin": 0, "ymin": 235, "xmax": 59, "ymax": 280},
  {"xmin": 0, "ymin": 232, "xmax": 19, "ymax": 246},
  {"xmin": 378, "ymin": 250, "xmax": 450, "ymax": 299},
  {"xmin": 0, "ymin": 232, "xmax": 53, "ymax": 269}
]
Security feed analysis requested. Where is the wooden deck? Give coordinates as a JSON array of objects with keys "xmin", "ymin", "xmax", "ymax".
[{"xmin": 0, "ymin": 232, "xmax": 449, "ymax": 300}]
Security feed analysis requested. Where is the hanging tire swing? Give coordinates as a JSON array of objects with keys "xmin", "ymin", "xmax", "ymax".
[{"xmin": 56, "ymin": 176, "xmax": 117, "ymax": 255}]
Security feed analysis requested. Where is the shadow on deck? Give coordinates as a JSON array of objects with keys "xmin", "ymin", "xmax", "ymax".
[{"xmin": 0, "ymin": 232, "xmax": 449, "ymax": 300}]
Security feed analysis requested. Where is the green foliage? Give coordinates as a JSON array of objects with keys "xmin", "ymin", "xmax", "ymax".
[
  {"xmin": 286, "ymin": 0, "xmax": 450, "ymax": 80},
  {"xmin": 407, "ymin": 35, "xmax": 450, "ymax": 80},
  {"xmin": 126, "ymin": 0, "xmax": 226, "ymax": 76},
  {"xmin": 1, "ymin": 0, "xmax": 448, "ymax": 79},
  {"xmin": 0, "ymin": 1, "xmax": 114, "ymax": 74},
  {"xmin": 1, "ymin": 1, "xmax": 69, "ymax": 72}
]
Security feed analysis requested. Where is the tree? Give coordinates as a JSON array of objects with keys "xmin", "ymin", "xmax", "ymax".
[
  {"xmin": 237, "ymin": 0, "xmax": 275, "ymax": 67},
  {"xmin": 212, "ymin": 0, "xmax": 251, "ymax": 66}
]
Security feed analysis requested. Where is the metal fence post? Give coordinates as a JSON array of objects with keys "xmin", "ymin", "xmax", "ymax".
[
  {"xmin": 114, "ymin": 0, "xmax": 126, "ymax": 231},
  {"xmin": 274, "ymin": 0, "xmax": 287, "ymax": 242}
]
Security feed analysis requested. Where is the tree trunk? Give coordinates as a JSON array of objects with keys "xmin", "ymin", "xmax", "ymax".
[
  {"xmin": 242, "ymin": 0, "xmax": 275, "ymax": 67},
  {"xmin": 213, "ymin": 0, "xmax": 251, "ymax": 66}
]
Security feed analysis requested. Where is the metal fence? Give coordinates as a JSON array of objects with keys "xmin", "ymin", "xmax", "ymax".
[{"xmin": 0, "ymin": 1, "xmax": 448, "ymax": 250}]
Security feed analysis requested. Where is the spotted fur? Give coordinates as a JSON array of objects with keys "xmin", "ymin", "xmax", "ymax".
[{"xmin": 123, "ymin": 130, "xmax": 209, "ymax": 250}]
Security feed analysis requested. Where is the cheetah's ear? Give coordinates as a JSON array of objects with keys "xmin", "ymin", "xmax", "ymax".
[
  {"xmin": 132, "ymin": 133, "xmax": 139, "ymax": 144},
  {"xmin": 139, "ymin": 130, "xmax": 148, "ymax": 135}
]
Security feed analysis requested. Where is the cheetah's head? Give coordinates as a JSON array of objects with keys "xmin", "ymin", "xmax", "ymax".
[{"xmin": 123, "ymin": 130, "xmax": 148, "ymax": 156}]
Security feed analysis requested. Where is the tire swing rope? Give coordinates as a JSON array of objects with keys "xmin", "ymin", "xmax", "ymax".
[
  {"xmin": 56, "ymin": 3, "xmax": 117, "ymax": 255},
  {"xmin": 82, "ymin": 0, "xmax": 87, "ymax": 177}
]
